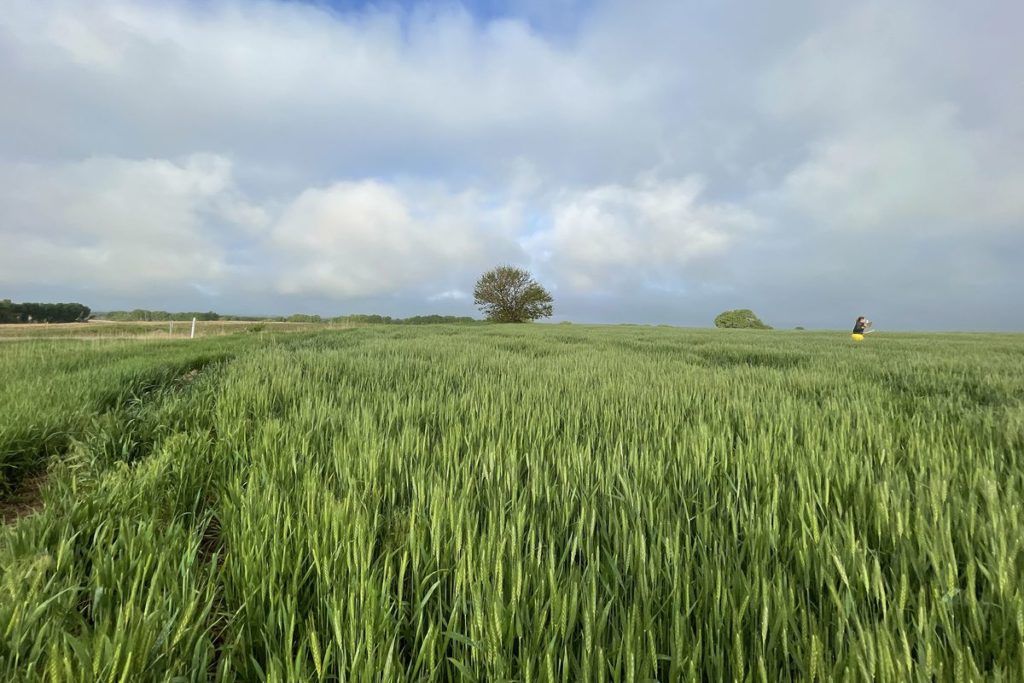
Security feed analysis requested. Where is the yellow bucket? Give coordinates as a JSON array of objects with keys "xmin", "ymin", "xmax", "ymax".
[{"xmin": 851, "ymin": 333, "xmax": 864, "ymax": 341}]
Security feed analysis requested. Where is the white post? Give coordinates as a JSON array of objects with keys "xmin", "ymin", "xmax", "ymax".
[
  {"xmin": 190, "ymin": 317, "xmax": 196, "ymax": 339},
  {"xmin": 169, "ymin": 321, "xmax": 173, "ymax": 336}
]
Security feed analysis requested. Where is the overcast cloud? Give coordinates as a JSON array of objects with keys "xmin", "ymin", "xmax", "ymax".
[{"xmin": 1, "ymin": 0, "xmax": 1021, "ymax": 329}]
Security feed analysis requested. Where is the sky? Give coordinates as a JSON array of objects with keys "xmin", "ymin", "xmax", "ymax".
[{"xmin": 1, "ymin": 0, "xmax": 1022, "ymax": 330}]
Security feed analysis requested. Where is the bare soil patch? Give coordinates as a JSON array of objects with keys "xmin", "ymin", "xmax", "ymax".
[{"xmin": 1, "ymin": 470, "xmax": 46, "ymax": 524}]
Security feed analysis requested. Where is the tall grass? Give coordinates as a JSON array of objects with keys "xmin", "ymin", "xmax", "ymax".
[
  {"xmin": 0, "ymin": 337, "xmax": 247, "ymax": 495},
  {"xmin": 2, "ymin": 325, "xmax": 1022, "ymax": 680}
]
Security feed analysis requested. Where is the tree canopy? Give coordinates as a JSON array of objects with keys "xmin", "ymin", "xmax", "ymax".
[
  {"xmin": 0, "ymin": 300, "xmax": 91, "ymax": 324},
  {"xmin": 101, "ymin": 309, "xmax": 221, "ymax": 322},
  {"xmin": 474, "ymin": 266, "xmax": 553, "ymax": 323},
  {"xmin": 714, "ymin": 309, "xmax": 772, "ymax": 330}
]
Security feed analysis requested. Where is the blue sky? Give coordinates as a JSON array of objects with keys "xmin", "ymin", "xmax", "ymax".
[
  {"xmin": 298, "ymin": 0, "xmax": 589, "ymax": 30},
  {"xmin": 1, "ymin": 0, "xmax": 1022, "ymax": 329}
]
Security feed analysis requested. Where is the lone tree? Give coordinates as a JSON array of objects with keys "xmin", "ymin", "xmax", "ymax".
[
  {"xmin": 474, "ymin": 266, "xmax": 553, "ymax": 323},
  {"xmin": 714, "ymin": 309, "xmax": 772, "ymax": 330}
]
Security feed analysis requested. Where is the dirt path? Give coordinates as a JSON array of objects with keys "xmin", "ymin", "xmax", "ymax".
[{"xmin": 1, "ymin": 471, "xmax": 46, "ymax": 524}]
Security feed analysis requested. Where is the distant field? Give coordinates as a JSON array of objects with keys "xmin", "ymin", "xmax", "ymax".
[
  {"xmin": 0, "ymin": 320, "xmax": 326, "ymax": 339},
  {"xmin": 2, "ymin": 325, "xmax": 1022, "ymax": 680}
]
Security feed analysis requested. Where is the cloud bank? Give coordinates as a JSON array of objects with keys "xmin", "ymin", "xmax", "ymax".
[{"xmin": 1, "ymin": 0, "xmax": 1021, "ymax": 329}]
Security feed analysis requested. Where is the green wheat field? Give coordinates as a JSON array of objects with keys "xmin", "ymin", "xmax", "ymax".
[{"xmin": 2, "ymin": 324, "xmax": 1022, "ymax": 681}]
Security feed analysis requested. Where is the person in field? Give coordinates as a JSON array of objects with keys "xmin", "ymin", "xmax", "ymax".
[{"xmin": 851, "ymin": 316, "xmax": 873, "ymax": 341}]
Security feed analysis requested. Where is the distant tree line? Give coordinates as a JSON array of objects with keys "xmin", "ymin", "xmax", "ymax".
[
  {"xmin": 100, "ymin": 310, "xmax": 309, "ymax": 322},
  {"xmin": 95, "ymin": 309, "xmax": 481, "ymax": 325},
  {"xmin": 101, "ymin": 310, "xmax": 224, "ymax": 322},
  {"xmin": 333, "ymin": 314, "xmax": 481, "ymax": 325},
  {"xmin": 0, "ymin": 299, "xmax": 91, "ymax": 323},
  {"xmin": 291, "ymin": 314, "xmax": 481, "ymax": 325}
]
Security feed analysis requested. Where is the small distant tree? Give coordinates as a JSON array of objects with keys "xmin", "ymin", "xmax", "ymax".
[
  {"xmin": 0, "ymin": 299, "xmax": 15, "ymax": 324},
  {"xmin": 474, "ymin": 266, "xmax": 553, "ymax": 323},
  {"xmin": 714, "ymin": 309, "xmax": 772, "ymax": 330}
]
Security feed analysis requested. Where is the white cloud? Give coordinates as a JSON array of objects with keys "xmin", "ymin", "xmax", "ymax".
[
  {"xmin": 0, "ymin": 153, "xmax": 525, "ymax": 304},
  {"xmin": 774, "ymin": 105, "xmax": 1024, "ymax": 236},
  {"xmin": 757, "ymin": 1, "xmax": 1024, "ymax": 235},
  {"xmin": 270, "ymin": 180, "xmax": 522, "ymax": 298},
  {"xmin": 529, "ymin": 177, "xmax": 759, "ymax": 292},
  {"xmin": 0, "ymin": 0, "xmax": 644, "ymax": 183},
  {"xmin": 0, "ymin": 155, "xmax": 258, "ymax": 292},
  {"xmin": 428, "ymin": 289, "xmax": 470, "ymax": 302}
]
